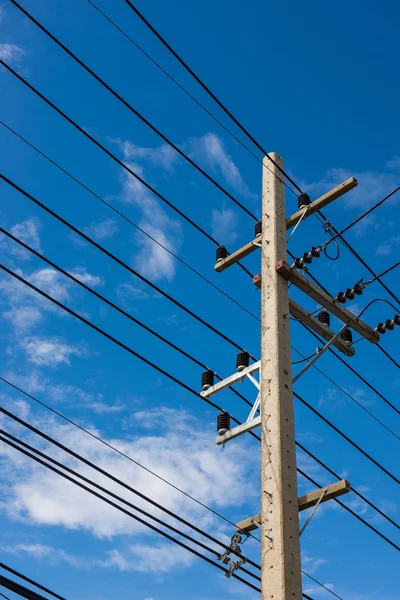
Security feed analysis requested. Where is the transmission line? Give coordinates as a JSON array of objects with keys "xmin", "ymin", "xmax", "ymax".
[
  {"xmin": 0, "ymin": 575, "xmax": 50, "ymax": 600},
  {"xmin": 0, "ymin": 563, "xmax": 65, "ymax": 600},
  {"xmin": 10, "ymin": 0, "xmax": 258, "ymax": 221},
  {"xmin": 0, "ymin": 120, "xmax": 259, "ymax": 322}
]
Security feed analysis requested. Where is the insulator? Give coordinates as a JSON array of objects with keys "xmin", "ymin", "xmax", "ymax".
[
  {"xmin": 255, "ymin": 221, "xmax": 262, "ymax": 237},
  {"xmin": 353, "ymin": 283, "xmax": 363, "ymax": 296},
  {"xmin": 336, "ymin": 292, "xmax": 347, "ymax": 304},
  {"xmin": 385, "ymin": 319, "xmax": 395, "ymax": 331},
  {"xmin": 236, "ymin": 351, "xmax": 250, "ymax": 372},
  {"xmin": 341, "ymin": 328, "xmax": 353, "ymax": 344},
  {"xmin": 376, "ymin": 323, "xmax": 386, "ymax": 334},
  {"xmin": 298, "ymin": 193, "xmax": 311, "ymax": 210},
  {"xmin": 345, "ymin": 288, "xmax": 355, "ymax": 300},
  {"xmin": 310, "ymin": 246, "xmax": 321, "ymax": 258},
  {"xmin": 294, "ymin": 257, "xmax": 303, "ymax": 269},
  {"xmin": 317, "ymin": 310, "xmax": 331, "ymax": 327},
  {"xmin": 394, "ymin": 315, "xmax": 400, "ymax": 326},
  {"xmin": 201, "ymin": 370, "xmax": 214, "ymax": 391},
  {"xmin": 216, "ymin": 245, "xmax": 228, "ymax": 262},
  {"xmin": 302, "ymin": 252, "xmax": 312, "ymax": 264},
  {"xmin": 217, "ymin": 411, "xmax": 230, "ymax": 436}
]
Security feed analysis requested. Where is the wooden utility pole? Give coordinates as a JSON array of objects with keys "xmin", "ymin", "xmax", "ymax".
[{"xmin": 260, "ymin": 153, "xmax": 302, "ymax": 599}]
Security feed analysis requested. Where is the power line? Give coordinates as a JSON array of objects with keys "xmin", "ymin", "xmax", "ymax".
[
  {"xmin": 0, "ymin": 120, "xmax": 259, "ymax": 322},
  {"xmin": 295, "ymin": 392, "xmax": 400, "ymax": 486},
  {"xmin": 0, "ymin": 575, "xmax": 50, "ymax": 600},
  {"xmin": 0, "ymin": 424, "xmax": 260, "ymax": 578},
  {"xmin": 0, "ymin": 173, "xmax": 256, "ymax": 359},
  {"xmin": 364, "ymin": 259, "xmax": 400, "ymax": 286},
  {"xmin": 10, "ymin": 0, "xmax": 258, "ymax": 221},
  {"xmin": 0, "ymin": 592, "xmax": 11, "ymax": 600},
  {"xmin": 2, "ymin": 227, "xmax": 256, "ymax": 410},
  {"xmin": 0, "ymin": 563, "xmax": 65, "ymax": 600},
  {"xmin": 0, "ymin": 433, "xmax": 261, "ymax": 592},
  {"xmin": 122, "ymin": 0, "xmax": 303, "ymax": 195}
]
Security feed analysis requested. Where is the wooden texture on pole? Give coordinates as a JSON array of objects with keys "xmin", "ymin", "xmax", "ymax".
[{"xmin": 261, "ymin": 154, "xmax": 302, "ymax": 599}]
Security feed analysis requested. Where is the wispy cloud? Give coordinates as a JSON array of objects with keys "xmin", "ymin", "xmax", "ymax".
[
  {"xmin": 82, "ymin": 218, "xmax": 119, "ymax": 241},
  {"xmin": 120, "ymin": 140, "xmax": 179, "ymax": 173},
  {"xmin": 68, "ymin": 267, "xmax": 104, "ymax": 287},
  {"xmin": 375, "ymin": 234, "xmax": 400, "ymax": 257},
  {"xmin": 19, "ymin": 336, "xmax": 84, "ymax": 367},
  {"xmin": 0, "ymin": 42, "xmax": 26, "ymax": 64},
  {"xmin": 103, "ymin": 544, "xmax": 194, "ymax": 573},
  {"xmin": 211, "ymin": 207, "xmax": 239, "ymax": 245},
  {"xmin": 4, "ymin": 218, "xmax": 42, "ymax": 261}
]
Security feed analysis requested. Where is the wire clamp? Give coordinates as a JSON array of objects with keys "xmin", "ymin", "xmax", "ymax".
[{"xmin": 217, "ymin": 532, "xmax": 248, "ymax": 577}]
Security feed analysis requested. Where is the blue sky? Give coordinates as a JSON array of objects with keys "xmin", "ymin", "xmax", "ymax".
[{"xmin": 0, "ymin": 1, "xmax": 399, "ymax": 599}]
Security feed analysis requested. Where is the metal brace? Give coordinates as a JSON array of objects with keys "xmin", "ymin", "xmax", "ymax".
[
  {"xmin": 299, "ymin": 488, "xmax": 327, "ymax": 536},
  {"xmin": 293, "ymin": 325, "xmax": 347, "ymax": 383},
  {"xmin": 244, "ymin": 370, "xmax": 261, "ymax": 422},
  {"xmin": 218, "ymin": 532, "xmax": 248, "ymax": 578}
]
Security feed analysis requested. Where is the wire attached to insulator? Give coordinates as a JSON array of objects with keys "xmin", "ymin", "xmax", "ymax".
[
  {"xmin": 292, "ymin": 246, "xmax": 322, "ymax": 271},
  {"xmin": 335, "ymin": 280, "xmax": 364, "ymax": 304},
  {"xmin": 322, "ymin": 220, "xmax": 340, "ymax": 261}
]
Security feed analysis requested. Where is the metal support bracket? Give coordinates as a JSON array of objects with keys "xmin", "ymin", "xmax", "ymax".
[
  {"xmin": 217, "ymin": 532, "xmax": 248, "ymax": 578},
  {"xmin": 293, "ymin": 325, "xmax": 347, "ymax": 383},
  {"xmin": 299, "ymin": 488, "xmax": 327, "ymax": 536}
]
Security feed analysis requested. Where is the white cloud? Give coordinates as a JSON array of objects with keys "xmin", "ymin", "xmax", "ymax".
[
  {"xmin": 375, "ymin": 234, "xmax": 400, "ymax": 257},
  {"xmin": 0, "ymin": 405, "xmax": 258, "ymax": 541},
  {"xmin": 116, "ymin": 282, "xmax": 151, "ymax": 305},
  {"xmin": 68, "ymin": 267, "xmax": 104, "ymax": 287},
  {"xmin": 386, "ymin": 156, "xmax": 400, "ymax": 171},
  {"xmin": 302, "ymin": 554, "xmax": 328, "ymax": 574},
  {"xmin": 0, "ymin": 543, "xmax": 92, "ymax": 569},
  {"xmin": 119, "ymin": 140, "xmax": 178, "ymax": 173},
  {"xmin": 82, "ymin": 218, "xmax": 119, "ymax": 241},
  {"xmin": 103, "ymin": 544, "xmax": 194, "ymax": 573},
  {"xmin": 0, "ymin": 42, "xmax": 26, "ymax": 64},
  {"xmin": 211, "ymin": 207, "xmax": 238, "ymax": 245},
  {"xmin": 5, "ymin": 218, "xmax": 42, "ymax": 260},
  {"xmin": 184, "ymin": 133, "xmax": 256, "ymax": 199},
  {"xmin": 19, "ymin": 336, "xmax": 83, "ymax": 367},
  {"xmin": 3, "ymin": 305, "xmax": 43, "ymax": 332}
]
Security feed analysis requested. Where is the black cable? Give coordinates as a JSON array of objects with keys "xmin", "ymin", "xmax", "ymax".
[
  {"xmin": 0, "ymin": 426, "xmax": 260, "ymax": 580},
  {"xmin": 0, "ymin": 412, "xmax": 260, "ymax": 572},
  {"xmin": 364, "ymin": 260, "xmax": 400, "ymax": 286},
  {"xmin": 324, "ymin": 187, "xmax": 400, "ymax": 248},
  {"xmin": 0, "ymin": 120, "xmax": 259, "ymax": 322},
  {"xmin": 10, "ymin": 0, "xmax": 258, "ymax": 221},
  {"xmin": 291, "ymin": 346, "xmax": 400, "ymax": 442},
  {"xmin": 297, "ymin": 468, "xmax": 400, "ymax": 553},
  {"xmin": 297, "ymin": 442, "xmax": 400, "ymax": 530},
  {"xmin": 122, "ymin": 0, "xmax": 303, "ymax": 195},
  {"xmin": 0, "ymin": 435, "xmax": 261, "ymax": 592},
  {"xmin": 301, "ymin": 573, "xmax": 344, "ymax": 600},
  {"xmin": 86, "ymin": 0, "xmax": 295, "ymax": 199},
  {"xmin": 0, "ymin": 575, "xmax": 49, "ymax": 600},
  {"xmin": 295, "ymin": 392, "xmax": 400, "ymax": 485},
  {"xmin": 2, "ymin": 228, "xmax": 255, "ymax": 409},
  {"xmin": 0, "ymin": 563, "xmax": 64, "ymax": 600},
  {"xmin": 0, "ymin": 592, "xmax": 11, "ymax": 600},
  {"xmin": 358, "ymin": 298, "xmax": 399, "ymax": 318},
  {"xmin": 0, "ymin": 376, "xmax": 256, "ymax": 537},
  {"xmin": 0, "ymin": 265, "xmax": 263, "ymax": 450},
  {"xmin": 0, "ymin": 173, "xmax": 257, "ymax": 360}
]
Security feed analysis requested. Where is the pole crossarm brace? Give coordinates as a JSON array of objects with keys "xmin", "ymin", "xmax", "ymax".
[
  {"xmin": 235, "ymin": 480, "xmax": 351, "ymax": 533},
  {"xmin": 216, "ymin": 416, "xmax": 261, "ymax": 445},
  {"xmin": 290, "ymin": 299, "xmax": 355, "ymax": 356},
  {"xmin": 214, "ymin": 178, "xmax": 358, "ymax": 273},
  {"xmin": 276, "ymin": 260, "xmax": 380, "ymax": 343},
  {"xmin": 200, "ymin": 361, "xmax": 261, "ymax": 399},
  {"xmin": 286, "ymin": 177, "xmax": 358, "ymax": 230}
]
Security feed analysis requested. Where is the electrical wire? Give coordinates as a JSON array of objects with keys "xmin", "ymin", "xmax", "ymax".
[
  {"xmin": 0, "ymin": 592, "xmax": 11, "ymax": 600},
  {"xmin": 0, "ymin": 575, "xmax": 49, "ymax": 600},
  {"xmin": 2, "ymin": 227, "xmax": 255, "ymax": 409},
  {"xmin": 122, "ymin": 0, "xmax": 303, "ymax": 196},
  {"xmin": 0, "ymin": 58, "xmax": 253, "ymax": 280},
  {"xmin": 0, "ymin": 425, "xmax": 260, "ymax": 578},
  {"xmin": 295, "ymin": 392, "xmax": 400, "ymax": 486},
  {"xmin": 0, "ymin": 120, "xmax": 259, "ymax": 322},
  {"xmin": 0, "ymin": 563, "xmax": 64, "ymax": 600},
  {"xmin": 0, "ymin": 434, "xmax": 261, "ymax": 592},
  {"xmin": 358, "ymin": 298, "xmax": 399, "ymax": 318},
  {"xmin": 0, "ymin": 172, "xmax": 257, "ymax": 360},
  {"xmin": 364, "ymin": 260, "xmax": 400, "ymax": 287},
  {"xmin": 10, "ymin": 0, "xmax": 258, "ymax": 222}
]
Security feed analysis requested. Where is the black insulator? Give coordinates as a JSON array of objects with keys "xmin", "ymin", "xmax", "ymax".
[
  {"xmin": 310, "ymin": 246, "xmax": 321, "ymax": 258},
  {"xmin": 216, "ymin": 245, "xmax": 228, "ymax": 262},
  {"xmin": 353, "ymin": 283, "xmax": 363, "ymax": 296},
  {"xmin": 341, "ymin": 328, "xmax": 353, "ymax": 344},
  {"xmin": 317, "ymin": 310, "xmax": 331, "ymax": 327},
  {"xmin": 385, "ymin": 319, "xmax": 395, "ymax": 331},
  {"xmin": 302, "ymin": 252, "xmax": 312, "ymax": 264},
  {"xmin": 376, "ymin": 322, "xmax": 386, "ymax": 334},
  {"xmin": 298, "ymin": 193, "xmax": 311, "ymax": 210},
  {"xmin": 336, "ymin": 292, "xmax": 347, "ymax": 304},
  {"xmin": 217, "ymin": 411, "xmax": 231, "ymax": 436},
  {"xmin": 294, "ymin": 257, "xmax": 303, "ymax": 269},
  {"xmin": 201, "ymin": 370, "xmax": 214, "ymax": 391},
  {"xmin": 345, "ymin": 288, "xmax": 355, "ymax": 300},
  {"xmin": 236, "ymin": 351, "xmax": 250, "ymax": 372},
  {"xmin": 394, "ymin": 315, "xmax": 400, "ymax": 326},
  {"xmin": 255, "ymin": 221, "xmax": 262, "ymax": 237}
]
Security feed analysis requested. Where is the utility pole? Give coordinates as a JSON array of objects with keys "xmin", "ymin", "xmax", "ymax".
[
  {"xmin": 260, "ymin": 154, "xmax": 302, "ymax": 599},
  {"xmin": 200, "ymin": 156, "xmax": 378, "ymax": 597}
]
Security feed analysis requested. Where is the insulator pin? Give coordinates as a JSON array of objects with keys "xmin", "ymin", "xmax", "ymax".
[
  {"xmin": 302, "ymin": 252, "xmax": 312, "ymax": 264},
  {"xmin": 216, "ymin": 245, "xmax": 228, "ymax": 262},
  {"xmin": 201, "ymin": 370, "xmax": 214, "ymax": 391},
  {"xmin": 376, "ymin": 323, "xmax": 386, "ymax": 334},
  {"xmin": 353, "ymin": 284, "xmax": 363, "ymax": 296},
  {"xmin": 255, "ymin": 221, "xmax": 262, "ymax": 237},
  {"xmin": 217, "ymin": 411, "xmax": 230, "ymax": 436},
  {"xmin": 345, "ymin": 288, "xmax": 355, "ymax": 300},
  {"xmin": 336, "ymin": 292, "xmax": 347, "ymax": 304},
  {"xmin": 385, "ymin": 319, "xmax": 395, "ymax": 331},
  {"xmin": 394, "ymin": 315, "xmax": 400, "ymax": 326},
  {"xmin": 341, "ymin": 328, "xmax": 353, "ymax": 344},
  {"xmin": 236, "ymin": 351, "xmax": 250, "ymax": 372},
  {"xmin": 310, "ymin": 246, "xmax": 321, "ymax": 258},
  {"xmin": 317, "ymin": 310, "xmax": 330, "ymax": 327},
  {"xmin": 298, "ymin": 193, "xmax": 311, "ymax": 210}
]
